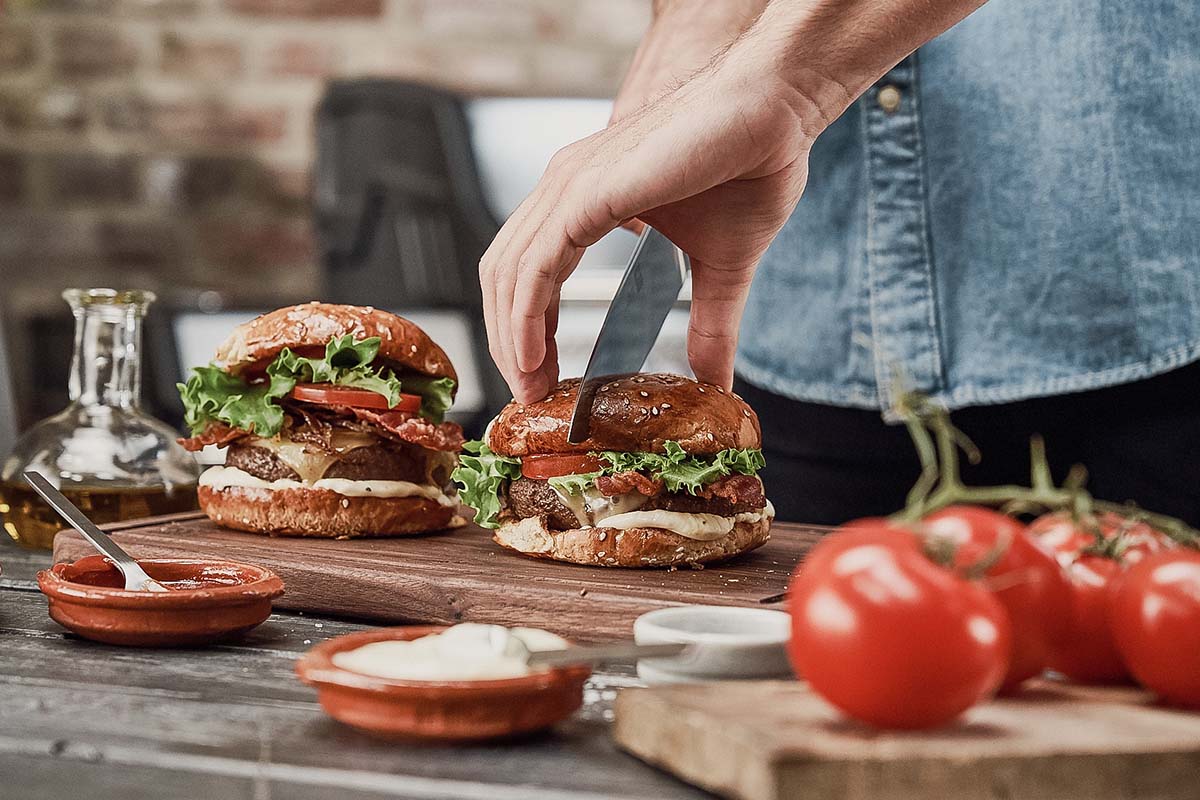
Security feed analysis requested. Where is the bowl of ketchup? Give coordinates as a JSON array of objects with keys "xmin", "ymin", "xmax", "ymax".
[{"xmin": 38, "ymin": 555, "xmax": 284, "ymax": 646}]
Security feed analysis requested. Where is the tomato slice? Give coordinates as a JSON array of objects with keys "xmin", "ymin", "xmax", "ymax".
[
  {"xmin": 521, "ymin": 453, "xmax": 606, "ymax": 480},
  {"xmin": 289, "ymin": 384, "xmax": 421, "ymax": 412}
]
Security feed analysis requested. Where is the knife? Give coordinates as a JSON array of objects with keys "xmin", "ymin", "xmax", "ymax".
[
  {"xmin": 567, "ymin": 226, "xmax": 690, "ymax": 443},
  {"xmin": 525, "ymin": 642, "xmax": 690, "ymax": 669}
]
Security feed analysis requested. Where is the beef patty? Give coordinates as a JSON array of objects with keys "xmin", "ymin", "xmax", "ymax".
[
  {"xmin": 505, "ymin": 475, "xmax": 767, "ymax": 531},
  {"xmin": 225, "ymin": 438, "xmax": 455, "ymax": 486}
]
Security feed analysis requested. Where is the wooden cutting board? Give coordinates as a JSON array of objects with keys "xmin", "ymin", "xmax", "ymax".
[
  {"xmin": 52, "ymin": 512, "xmax": 824, "ymax": 642},
  {"xmin": 614, "ymin": 680, "xmax": 1200, "ymax": 800}
]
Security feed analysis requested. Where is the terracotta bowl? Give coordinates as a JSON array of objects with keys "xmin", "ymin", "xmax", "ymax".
[
  {"xmin": 38, "ymin": 555, "xmax": 284, "ymax": 647},
  {"xmin": 296, "ymin": 626, "xmax": 592, "ymax": 742}
]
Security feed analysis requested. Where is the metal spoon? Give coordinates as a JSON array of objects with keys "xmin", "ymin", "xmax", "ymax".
[{"xmin": 24, "ymin": 471, "xmax": 169, "ymax": 592}]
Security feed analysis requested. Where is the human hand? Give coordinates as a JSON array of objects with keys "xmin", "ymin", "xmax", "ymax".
[
  {"xmin": 612, "ymin": 0, "xmax": 767, "ymax": 123},
  {"xmin": 480, "ymin": 33, "xmax": 836, "ymax": 403}
]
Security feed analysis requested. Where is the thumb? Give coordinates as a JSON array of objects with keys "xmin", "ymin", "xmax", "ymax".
[{"xmin": 685, "ymin": 261, "xmax": 755, "ymax": 390}]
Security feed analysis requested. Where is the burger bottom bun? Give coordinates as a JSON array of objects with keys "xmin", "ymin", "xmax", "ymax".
[
  {"xmin": 492, "ymin": 514, "xmax": 771, "ymax": 568},
  {"xmin": 198, "ymin": 485, "xmax": 465, "ymax": 538}
]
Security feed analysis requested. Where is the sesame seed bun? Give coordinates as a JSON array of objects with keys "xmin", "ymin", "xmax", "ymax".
[
  {"xmin": 486, "ymin": 374, "xmax": 760, "ymax": 457},
  {"xmin": 214, "ymin": 301, "xmax": 457, "ymax": 385},
  {"xmin": 492, "ymin": 513, "xmax": 772, "ymax": 568}
]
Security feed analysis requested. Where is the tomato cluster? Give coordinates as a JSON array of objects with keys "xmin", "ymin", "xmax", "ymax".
[{"xmin": 787, "ymin": 505, "xmax": 1200, "ymax": 729}]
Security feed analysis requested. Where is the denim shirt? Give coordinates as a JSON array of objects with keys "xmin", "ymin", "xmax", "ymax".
[{"xmin": 737, "ymin": 0, "xmax": 1200, "ymax": 411}]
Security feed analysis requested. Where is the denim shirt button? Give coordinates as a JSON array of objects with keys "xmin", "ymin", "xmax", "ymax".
[{"xmin": 877, "ymin": 85, "xmax": 902, "ymax": 114}]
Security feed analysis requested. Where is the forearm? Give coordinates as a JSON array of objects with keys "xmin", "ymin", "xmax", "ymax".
[{"xmin": 739, "ymin": 0, "xmax": 988, "ymax": 129}]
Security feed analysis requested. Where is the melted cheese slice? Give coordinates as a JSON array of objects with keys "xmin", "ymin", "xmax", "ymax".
[
  {"xmin": 199, "ymin": 466, "xmax": 457, "ymax": 507},
  {"xmin": 588, "ymin": 500, "xmax": 776, "ymax": 541},
  {"xmin": 248, "ymin": 431, "xmax": 377, "ymax": 484}
]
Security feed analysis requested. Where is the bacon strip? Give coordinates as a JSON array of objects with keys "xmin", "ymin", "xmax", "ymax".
[
  {"xmin": 177, "ymin": 422, "xmax": 250, "ymax": 452},
  {"xmin": 596, "ymin": 471, "xmax": 664, "ymax": 497},
  {"xmin": 335, "ymin": 406, "xmax": 465, "ymax": 452}
]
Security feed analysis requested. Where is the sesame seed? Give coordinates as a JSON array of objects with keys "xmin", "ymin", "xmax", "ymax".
[
  {"xmin": 410, "ymin": 344, "xmax": 418, "ymax": 353},
  {"xmin": 698, "ymin": 386, "xmax": 706, "ymax": 393},
  {"xmin": 341, "ymin": 498, "xmax": 350, "ymax": 508},
  {"xmin": 639, "ymin": 391, "xmax": 649, "ymax": 398},
  {"xmin": 597, "ymin": 551, "xmax": 606, "ymax": 558},
  {"xmin": 598, "ymin": 531, "xmax": 607, "ymax": 541},
  {"xmin": 634, "ymin": 377, "xmax": 645, "ymax": 383},
  {"xmin": 651, "ymin": 407, "xmax": 660, "ymax": 416},
  {"xmin": 661, "ymin": 403, "xmax": 671, "ymax": 409},
  {"xmin": 744, "ymin": 409, "xmax": 751, "ymax": 417},
  {"xmin": 716, "ymin": 386, "xmax": 725, "ymax": 393}
]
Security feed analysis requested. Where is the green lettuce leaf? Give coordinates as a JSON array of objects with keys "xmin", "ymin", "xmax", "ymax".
[
  {"xmin": 398, "ymin": 375, "xmax": 456, "ymax": 425},
  {"xmin": 598, "ymin": 441, "xmax": 766, "ymax": 495},
  {"xmin": 177, "ymin": 335, "xmax": 456, "ymax": 436},
  {"xmin": 546, "ymin": 471, "xmax": 603, "ymax": 496},
  {"xmin": 451, "ymin": 441, "xmax": 523, "ymax": 529},
  {"xmin": 450, "ymin": 438, "xmax": 766, "ymax": 528}
]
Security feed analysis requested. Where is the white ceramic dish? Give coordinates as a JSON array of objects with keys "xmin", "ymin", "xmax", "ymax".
[{"xmin": 633, "ymin": 605, "xmax": 792, "ymax": 684}]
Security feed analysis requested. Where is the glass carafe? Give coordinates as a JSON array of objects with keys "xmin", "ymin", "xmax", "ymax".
[{"xmin": 0, "ymin": 289, "xmax": 200, "ymax": 549}]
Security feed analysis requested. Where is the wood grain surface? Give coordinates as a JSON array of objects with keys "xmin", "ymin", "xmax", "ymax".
[
  {"xmin": 52, "ymin": 513, "xmax": 827, "ymax": 643},
  {"xmin": 614, "ymin": 680, "xmax": 1200, "ymax": 800},
  {"xmin": 0, "ymin": 541, "xmax": 708, "ymax": 800}
]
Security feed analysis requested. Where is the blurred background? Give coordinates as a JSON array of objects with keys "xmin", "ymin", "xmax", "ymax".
[{"xmin": 0, "ymin": 0, "xmax": 694, "ymax": 443}]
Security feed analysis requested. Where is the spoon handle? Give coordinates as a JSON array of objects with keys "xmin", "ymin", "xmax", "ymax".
[{"xmin": 23, "ymin": 471, "xmax": 157, "ymax": 589}]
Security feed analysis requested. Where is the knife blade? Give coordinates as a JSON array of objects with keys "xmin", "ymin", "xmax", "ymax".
[
  {"xmin": 567, "ymin": 226, "xmax": 690, "ymax": 443},
  {"xmin": 525, "ymin": 642, "xmax": 690, "ymax": 668}
]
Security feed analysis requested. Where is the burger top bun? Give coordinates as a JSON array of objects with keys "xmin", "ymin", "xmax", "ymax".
[
  {"xmin": 214, "ymin": 302, "xmax": 457, "ymax": 385},
  {"xmin": 487, "ymin": 374, "xmax": 761, "ymax": 457}
]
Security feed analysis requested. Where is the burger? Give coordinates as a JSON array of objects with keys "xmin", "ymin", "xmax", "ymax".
[
  {"xmin": 453, "ymin": 374, "xmax": 773, "ymax": 568},
  {"xmin": 177, "ymin": 302, "xmax": 465, "ymax": 537}
]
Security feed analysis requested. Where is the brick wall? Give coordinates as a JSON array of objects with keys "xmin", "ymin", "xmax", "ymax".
[{"xmin": 0, "ymin": 0, "xmax": 647, "ymax": 319}]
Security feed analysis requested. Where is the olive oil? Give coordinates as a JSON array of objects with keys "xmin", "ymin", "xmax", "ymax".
[{"xmin": 0, "ymin": 482, "xmax": 198, "ymax": 550}]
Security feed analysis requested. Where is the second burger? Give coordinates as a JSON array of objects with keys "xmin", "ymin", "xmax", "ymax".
[
  {"xmin": 453, "ymin": 373, "xmax": 774, "ymax": 567},
  {"xmin": 178, "ymin": 302, "xmax": 465, "ymax": 537}
]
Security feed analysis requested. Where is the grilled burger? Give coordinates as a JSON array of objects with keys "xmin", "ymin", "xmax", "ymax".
[
  {"xmin": 178, "ymin": 302, "xmax": 465, "ymax": 537},
  {"xmin": 453, "ymin": 374, "xmax": 773, "ymax": 568}
]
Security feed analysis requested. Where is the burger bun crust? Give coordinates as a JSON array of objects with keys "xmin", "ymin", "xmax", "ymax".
[
  {"xmin": 198, "ymin": 484, "xmax": 464, "ymax": 538},
  {"xmin": 488, "ymin": 374, "xmax": 760, "ymax": 456},
  {"xmin": 492, "ymin": 513, "xmax": 771, "ymax": 568},
  {"xmin": 214, "ymin": 302, "xmax": 457, "ymax": 385}
]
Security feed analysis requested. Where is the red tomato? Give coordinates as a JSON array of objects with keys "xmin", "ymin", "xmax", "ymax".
[
  {"xmin": 1028, "ymin": 511, "xmax": 1171, "ymax": 565},
  {"xmin": 788, "ymin": 524, "xmax": 1011, "ymax": 729},
  {"xmin": 1110, "ymin": 550, "xmax": 1200, "ymax": 707},
  {"xmin": 520, "ymin": 454, "xmax": 607, "ymax": 480},
  {"xmin": 924, "ymin": 506, "xmax": 1071, "ymax": 692},
  {"xmin": 1045, "ymin": 555, "xmax": 1129, "ymax": 683},
  {"xmin": 289, "ymin": 384, "xmax": 421, "ymax": 412},
  {"xmin": 1029, "ymin": 511, "xmax": 1175, "ymax": 685}
]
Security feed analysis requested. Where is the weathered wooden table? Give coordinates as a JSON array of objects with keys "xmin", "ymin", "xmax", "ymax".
[{"xmin": 0, "ymin": 542, "xmax": 713, "ymax": 800}]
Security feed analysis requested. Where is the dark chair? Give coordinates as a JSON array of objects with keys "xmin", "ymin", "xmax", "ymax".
[{"xmin": 313, "ymin": 79, "xmax": 508, "ymax": 432}]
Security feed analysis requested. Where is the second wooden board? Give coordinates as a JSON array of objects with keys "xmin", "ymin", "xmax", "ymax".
[
  {"xmin": 614, "ymin": 680, "xmax": 1200, "ymax": 800},
  {"xmin": 53, "ymin": 513, "xmax": 825, "ymax": 642}
]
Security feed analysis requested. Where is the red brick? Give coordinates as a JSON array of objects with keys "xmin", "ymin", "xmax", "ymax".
[
  {"xmin": 0, "ymin": 153, "xmax": 27, "ymax": 206},
  {"xmin": 41, "ymin": 153, "xmax": 142, "ymax": 206},
  {"xmin": 0, "ymin": 88, "xmax": 88, "ymax": 134},
  {"xmin": 416, "ymin": 0, "xmax": 556, "ymax": 39},
  {"xmin": 148, "ymin": 155, "xmax": 308, "ymax": 211},
  {"xmin": 160, "ymin": 32, "xmax": 243, "ymax": 79},
  {"xmin": 0, "ymin": 24, "xmax": 37, "ymax": 71},
  {"xmin": 266, "ymin": 40, "xmax": 341, "ymax": 77},
  {"xmin": 53, "ymin": 25, "xmax": 139, "ymax": 78},
  {"xmin": 104, "ymin": 94, "xmax": 288, "ymax": 147},
  {"xmin": 98, "ymin": 217, "xmax": 181, "ymax": 270},
  {"xmin": 225, "ymin": 0, "xmax": 382, "ymax": 17},
  {"xmin": 198, "ymin": 214, "xmax": 315, "ymax": 269}
]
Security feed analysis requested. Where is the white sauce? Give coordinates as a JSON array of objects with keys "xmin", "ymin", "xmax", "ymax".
[
  {"xmin": 549, "ymin": 479, "xmax": 776, "ymax": 541},
  {"xmin": 331, "ymin": 623, "xmax": 567, "ymax": 681},
  {"xmin": 199, "ymin": 466, "xmax": 458, "ymax": 507}
]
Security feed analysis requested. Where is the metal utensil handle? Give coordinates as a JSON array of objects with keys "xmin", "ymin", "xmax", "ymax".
[
  {"xmin": 23, "ymin": 471, "xmax": 142, "ymax": 573},
  {"xmin": 526, "ymin": 642, "xmax": 689, "ymax": 668}
]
